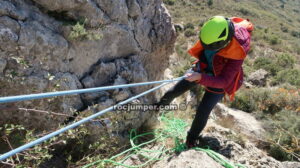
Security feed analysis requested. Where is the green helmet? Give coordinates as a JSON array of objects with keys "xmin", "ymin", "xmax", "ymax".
[{"xmin": 199, "ymin": 16, "xmax": 234, "ymax": 51}]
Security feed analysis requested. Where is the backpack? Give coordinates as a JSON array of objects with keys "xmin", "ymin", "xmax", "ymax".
[{"xmin": 230, "ymin": 17, "xmax": 254, "ymax": 33}]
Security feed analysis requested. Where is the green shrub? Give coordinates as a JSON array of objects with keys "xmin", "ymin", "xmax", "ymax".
[
  {"xmin": 69, "ymin": 21, "xmax": 103, "ymax": 41},
  {"xmin": 69, "ymin": 22, "xmax": 88, "ymax": 40},
  {"xmin": 264, "ymin": 28, "xmax": 269, "ymax": 34},
  {"xmin": 291, "ymin": 30, "xmax": 300, "ymax": 38},
  {"xmin": 253, "ymin": 54, "xmax": 295, "ymax": 77},
  {"xmin": 230, "ymin": 88, "xmax": 300, "ymax": 114},
  {"xmin": 207, "ymin": 0, "xmax": 213, "ymax": 6},
  {"xmin": 184, "ymin": 29, "xmax": 196, "ymax": 37},
  {"xmin": 232, "ymin": 87, "xmax": 300, "ymax": 161},
  {"xmin": 280, "ymin": 26, "xmax": 289, "ymax": 33},
  {"xmin": 230, "ymin": 89, "xmax": 258, "ymax": 112},
  {"xmin": 242, "ymin": 59, "xmax": 255, "ymax": 77},
  {"xmin": 239, "ymin": 8, "xmax": 250, "ymax": 15},
  {"xmin": 269, "ymin": 35, "xmax": 281, "ymax": 45},
  {"xmin": 163, "ymin": 0, "xmax": 176, "ymax": 5},
  {"xmin": 261, "ymin": 109, "xmax": 300, "ymax": 161},
  {"xmin": 253, "ymin": 57, "xmax": 279, "ymax": 76},
  {"xmin": 276, "ymin": 53, "xmax": 296, "ymax": 69},
  {"xmin": 198, "ymin": 20, "xmax": 206, "ymax": 27},
  {"xmin": 273, "ymin": 68, "xmax": 300, "ymax": 87},
  {"xmin": 242, "ymin": 64, "xmax": 254, "ymax": 78},
  {"xmin": 0, "ymin": 119, "xmax": 122, "ymax": 166},
  {"xmin": 268, "ymin": 144, "xmax": 291, "ymax": 161},
  {"xmin": 296, "ymin": 45, "xmax": 300, "ymax": 55},
  {"xmin": 184, "ymin": 23, "xmax": 195, "ymax": 30}
]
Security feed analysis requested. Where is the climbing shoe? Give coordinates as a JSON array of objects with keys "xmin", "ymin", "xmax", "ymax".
[
  {"xmin": 185, "ymin": 133, "xmax": 208, "ymax": 149},
  {"xmin": 185, "ymin": 131, "xmax": 198, "ymax": 149},
  {"xmin": 185, "ymin": 138, "xmax": 197, "ymax": 149}
]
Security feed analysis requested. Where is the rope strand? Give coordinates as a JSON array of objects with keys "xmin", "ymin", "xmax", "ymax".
[{"xmin": 0, "ymin": 76, "xmax": 186, "ymax": 161}]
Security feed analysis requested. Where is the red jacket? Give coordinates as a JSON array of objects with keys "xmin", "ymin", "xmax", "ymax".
[{"xmin": 188, "ymin": 24, "xmax": 251, "ymax": 100}]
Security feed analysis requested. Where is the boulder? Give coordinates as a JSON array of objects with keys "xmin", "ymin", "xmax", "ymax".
[
  {"xmin": 0, "ymin": 16, "xmax": 20, "ymax": 52},
  {"xmin": 204, "ymin": 122, "xmax": 286, "ymax": 168},
  {"xmin": 281, "ymin": 161, "xmax": 300, "ymax": 168},
  {"xmin": 154, "ymin": 150, "xmax": 223, "ymax": 168},
  {"xmin": 212, "ymin": 103, "xmax": 266, "ymax": 141},
  {"xmin": 91, "ymin": 62, "xmax": 117, "ymax": 86},
  {"xmin": 0, "ymin": 0, "xmax": 176, "ymax": 132},
  {"xmin": 247, "ymin": 69, "xmax": 269, "ymax": 87},
  {"xmin": 112, "ymin": 76, "xmax": 131, "ymax": 102}
]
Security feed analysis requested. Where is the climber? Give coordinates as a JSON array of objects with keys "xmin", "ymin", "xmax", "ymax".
[{"xmin": 155, "ymin": 16, "xmax": 253, "ymax": 148}]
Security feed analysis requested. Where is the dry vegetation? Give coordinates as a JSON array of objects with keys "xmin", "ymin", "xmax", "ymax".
[{"xmin": 164, "ymin": 0, "xmax": 300, "ymax": 161}]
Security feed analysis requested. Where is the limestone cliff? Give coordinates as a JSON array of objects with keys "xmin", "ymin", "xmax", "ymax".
[{"xmin": 0, "ymin": 0, "xmax": 176, "ymax": 131}]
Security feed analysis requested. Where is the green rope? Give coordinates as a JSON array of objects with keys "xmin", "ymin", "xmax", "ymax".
[{"xmin": 83, "ymin": 113, "xmax": 246, "ymax": 168}]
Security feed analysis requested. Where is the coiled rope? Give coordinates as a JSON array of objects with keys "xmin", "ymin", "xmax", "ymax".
[
  {"xmin": 0, "ymin": 75, "xmax": 247, "ymax": 168},
  {"xmin": 83, "ymin": 113, "xmax": 246, "ymax": 168}
]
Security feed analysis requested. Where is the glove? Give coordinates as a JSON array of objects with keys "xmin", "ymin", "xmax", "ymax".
[{"xmin": 192, "ymin": 61, "xmax": 201, "ymax": 73}]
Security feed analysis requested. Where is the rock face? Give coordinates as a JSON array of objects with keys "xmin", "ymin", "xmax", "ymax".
[
  {"xmin": 200, "ymin": 122, "xmax": 287, "ymax": 168},
  {"xmin": 282, "ymin": 161, "xmax": 300, "ymax": 168},
  {"xmin": 154, "ymin": 150, "xmax": 224, "ymax": 168},
  {"xmin": 0, "ymin": 0, "xmax": 176, "ymax": 131},
  {"xmin": 247, "ymin": 69, "xmax": 269, "ymax": 87},
  {"xmin": 212, "ymin": 103, "xmax": 266, "ymax": 141},
  {"xmin": 111, "ymin": 115, "xmax": 297, "ymax": 168}
]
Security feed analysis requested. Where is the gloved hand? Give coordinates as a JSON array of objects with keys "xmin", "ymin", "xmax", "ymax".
[{"xmin": 192, "ymin": 61, "xmax": 201, "ymax": 73}]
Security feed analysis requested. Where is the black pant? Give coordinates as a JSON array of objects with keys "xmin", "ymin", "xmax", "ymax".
[{"xmin": 157, "ymin": 79, "xmax": 224, "ymax": 140}]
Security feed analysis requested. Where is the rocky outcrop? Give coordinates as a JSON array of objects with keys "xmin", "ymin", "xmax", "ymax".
[
  {"xmin": 0, "ymin": 0, "xmax": 176, "ymax": 131},
  {"xmin": 282, "ymin": 161, "xmax": 300, "ymax": 168},
  {"xmin": 154, "ymin": 150, "xmax": 224, "ymax": 168},
  {"xmin": 203, "ymin": 122, "xmax": 284, "ymax": 168},
  {"xmin": 247, "ymin": 69, "xmax": 269, "ymax": 87},
  {"xmin": 116, "ymin": 116, "xmax": 292, "ymax": 168},
  {"xmin": 212, "ymin": 103, "xmax": 266, "ymax": 141}
]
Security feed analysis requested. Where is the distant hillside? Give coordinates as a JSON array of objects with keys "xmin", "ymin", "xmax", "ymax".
[
  {"xmin": 163, "ymin": 0, "xmax": 300, "ymax": 162},
  {"xmin": 164, "ymin": 0, "xmax": 300, "ymax": 58}
]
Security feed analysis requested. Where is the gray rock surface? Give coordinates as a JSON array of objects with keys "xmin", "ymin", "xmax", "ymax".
[
  {"xmin": 0, "ymin": 58, "xmax": 7, "ymax": 74},
  {"xmin": 0, "ymin": 0, "xmax": 176, "ymax": 131},
  {"xmin": 0, "ymin": 72, "xmax": 84, "ymax": 130},
  {"xmin": 91, "ymin": 62, "xmax": 117, "ymax": 86},
  {"xmin": 116, "ymin": 118, "xmax": 294, "ymax": 168},
  {"xmin": 202, "ymin": 122, "xmax": 286, "ymax": 168},
  {"xmin": 282, "ymin": 161, "xmax": 300, "ymax": 168},
  {"xmin": 112, "ymin": 75, "xmax": 131, "ymax": 102},
  {"xmin": 247, "ymin": 69, "xmax": 269, "ymax": 86},
  {"xmin": 212, "ymin": 103, "xmax": 266, "ymax": 141},
  {"xmin": 154, "ymin": 150, "xmax": 224, "ymax": 168},
  {"xmin": 0, "ymin": 16, "xmax": 20, "ymax": 52}
]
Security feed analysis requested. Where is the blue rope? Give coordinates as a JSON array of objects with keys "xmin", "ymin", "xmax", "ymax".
[
  {"xmin": 0, "ymin": 76, "xmax": 186, "ymax": 161},
  {"xmin": 0, "ymin": 77, "xmax": 185, "ymax": 103}
]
